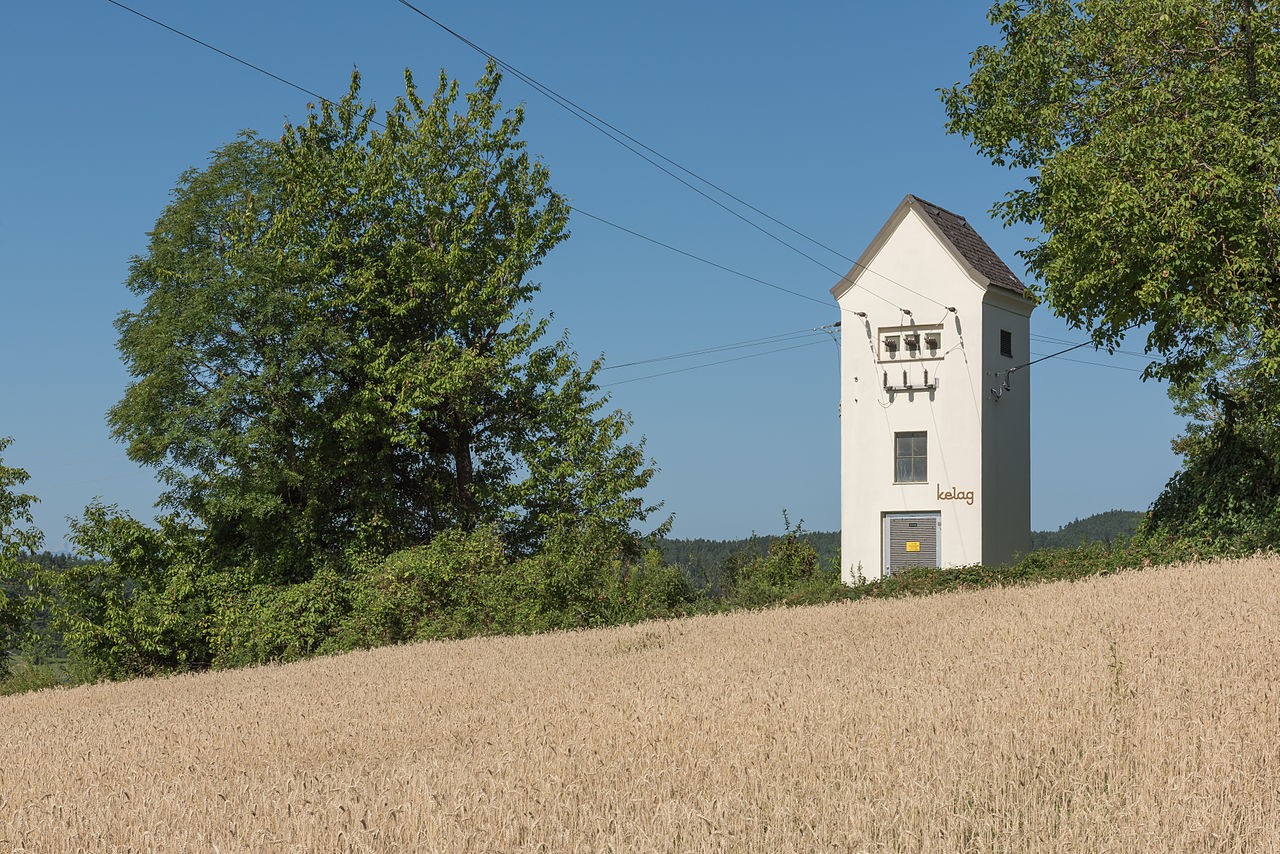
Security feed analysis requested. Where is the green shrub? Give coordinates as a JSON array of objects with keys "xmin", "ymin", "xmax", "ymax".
[
  {"xmin": 846, "ymin": 536, "xmax": 1210, "ymax": 602},
  {"xmin": 1143, "ymin": 423, "xmax": 1280, "ymax": 555},
  {"xmin": 331, "ymin": 525, "xmax": 509, "ymax": 650},
  {"xmin": 0, "ymin": 658, "xmax": 66, "ymax": 696},
  {"xmin": 48, "ymin": 505, "xmax": 215, "ymax": 679},
  {"xmin": 727, "ymin": 520, "xmax": 845, "ymax": 608},
  {"xmin": 609, "ymin": 549, "xmax": 701, "ymax": 622},
  {"xmin": 210, "ymin": 565, "xmax": 351, "ymax": 668},
  {"xmin": 330, "ymin": 522, "xmax": 697, "ymax": 651}
]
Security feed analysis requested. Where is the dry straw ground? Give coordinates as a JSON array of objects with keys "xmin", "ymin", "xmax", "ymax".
[{"xmin": 3, "ymin": 557, "xmax": 1280, "ymax": 852}]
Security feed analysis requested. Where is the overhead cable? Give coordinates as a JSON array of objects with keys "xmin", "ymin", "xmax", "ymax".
[
  {"xmin": 1029, "ymin": 352, "xmax": 1144, "ymax": 373},
  {"xmin": 600, "ymin": 339, "xmax": 829, "ymax": 387},
  {"xmin": 601, "ymin": 326, "xmax": 832, "ymax": 371},
  {"xmin": 103, "ymin": 0, "xmax": 951, "ymax": 317},
  {"xmin": 389, "ymin": 0, "xmax": 950, "ymax": 311},
  {"xmin": 394, "ymin": 2, "xmax": 854, "ymax": 267},
  {"xmin": 572, "ymin": 207, "xmax": 836, "ymax": 310},
  {"xmin": 1030, "ymin": 332, "xmax": 1149, "ymax": 359},
  {"xmin": 106, "ymin": 0, "xmax": 1133, "ymax": 385},
  {"xmin": 100, "ymin": 1, "xmax": 851, "ymax": 313},
  {"xmin": 103, "ymin": 0, "xmax": 332, "ymax": 108}
]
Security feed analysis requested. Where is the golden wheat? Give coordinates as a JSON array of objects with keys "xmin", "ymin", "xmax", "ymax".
[{"xmin": 3, "ymin": 557, "xmax": 1280, "ymax": 852}]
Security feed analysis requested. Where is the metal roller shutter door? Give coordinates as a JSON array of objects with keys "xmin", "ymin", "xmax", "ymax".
[{"xmin": 885, "ymin": 513, "xmax": 939, "ymax": 575}]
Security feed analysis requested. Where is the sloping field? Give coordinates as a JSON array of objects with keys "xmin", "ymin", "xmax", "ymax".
[{"xmin": 3, "ymin": 558, "xmax": 1280, "ymax": 853}]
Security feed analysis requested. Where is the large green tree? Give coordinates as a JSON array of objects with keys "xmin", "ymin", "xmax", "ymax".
[
  {"xmin": 0, "ymin": 438, "xmax": 42, "ymax": 678},
  {"xmin": 111, "ymin": 64, "xmax": 656, "ymax": 577},
  {"xmin": 943, "ymin": 0, "xmax": 1280, "ymax": 542}
]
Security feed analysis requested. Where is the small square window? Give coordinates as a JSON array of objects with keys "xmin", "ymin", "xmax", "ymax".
[
  {"xmin": 903, "ymin": 333, "xmax": 920, "ymax": 354},
  {"xmin": 1000, "ymin": 329, "xmax": 1013, "ymax": 358},
  {"xmin": 883, "ymin": 335, "xmax": 900, "ymax": 359},
  {"xmin": 894, "ymin": 431, "xmax": 927, "ymax": 483}
]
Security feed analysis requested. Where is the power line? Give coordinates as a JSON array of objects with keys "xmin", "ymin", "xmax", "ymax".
[
  {"xmin": 389, "ymin": 1, "xmax": 841, "ymax": 279},
  {"xmin": 388, "ymin": 0, "xmax": 951, "ymax": 312},
  {"xmin": 1029, "ymin": 352, "xmax": 1145, "ymax": 373},
  {"xmin": 90, "ymin": 1, "xmax": 1165, "ymax": 400},
  {"xmin": 103, "ymin": 0, "xmax": 332, "ymax": 108},
  {"xmin": 574, "ymin": 207, "xmax": 924, "ymax": 316},
  {"xmin": 1014, "ymin": 326, "xmax": 1142, "ymax": 373},
  {"xmin": 601, "ymin": 339, "xmax": 829, "ymax": 387},
  {"xmin": 100, "ymin": 1, "xmax": 848, "ymax": 314},
  {"xmin": 110, "ymin": 0, "xmax": 1089, "ymax": 390},
  {"xmin": 601, "ymin": 327, "xmax": 831, "ymax": 371},
  {"xmin": 996, "ymin": 322, "xmax": 1145, "ymax": 390},
  {"xmin": 600, "ymin": 321, "xmax": 1146, "ymax": 390},
  {"xmin": 98, "ymin": 0, "xmax": 848, "ymax": 388},
  {"xmin": 572, "ymin": 208, "xmax": 835, "ymax": 311},
  {"xmin": 394, "ymin": 3, "xmax": 854, "ymax": 269},
  {"xmin": 102, "ymin": 0, "xmax": 947, "ymax": 320},
  {"xmin": 1030, "ymin": 332, "xmax": 1149, "ymax": 359}
]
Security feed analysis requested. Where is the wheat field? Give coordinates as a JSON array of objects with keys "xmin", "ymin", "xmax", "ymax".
[{"xmin": 3, "ymin": 557, "xmax": 1280, "ymax": 852}]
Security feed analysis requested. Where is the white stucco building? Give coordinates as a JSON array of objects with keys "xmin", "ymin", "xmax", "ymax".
[{"xmin": 833, "ymin": 195, "xmax": 1035, "ymax": 582}]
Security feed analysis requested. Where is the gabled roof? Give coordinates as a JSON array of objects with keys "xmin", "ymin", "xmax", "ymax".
[
  {"xmin": 908, "ymin": 195, "xmax": 1025, "ymax": 295},
  {"xmin": 831, "ymin": 194, "xmax": 1027, "ymax": 300}
]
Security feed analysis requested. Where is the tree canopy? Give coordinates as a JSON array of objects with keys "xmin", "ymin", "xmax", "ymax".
[
  {"xmin": 944, "ymin": 0, "xmax": 1280, "ymax": 381},
  {"xmin": 111, "ymin": 64, "xmax": 656, "ymax": 577},
  {"xmin": 943, "ymin": 0, "xmax": 1280, "ymax": 543}
]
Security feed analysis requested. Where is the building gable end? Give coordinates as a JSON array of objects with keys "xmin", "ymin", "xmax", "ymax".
[{"xmin": 832, "ymin": 195, "xmax": 1028, "ymax": 304}]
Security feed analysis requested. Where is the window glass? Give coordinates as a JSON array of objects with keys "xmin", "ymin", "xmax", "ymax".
[{"xmin": 894, "ymin": 431, "xmax": 927, "ymax": 483}]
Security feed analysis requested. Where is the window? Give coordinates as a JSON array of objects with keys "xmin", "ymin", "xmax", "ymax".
[
  {"xmin": 894, "ymin": 431, "xmax": 927, "ymax": 483},
  {"xmin": 1000, "ymin": 329, "xmax": 1013, "ymax": 358},
  {"xmin": 882, "ymin": 334, "xmax": 900, "ymax": 359}
]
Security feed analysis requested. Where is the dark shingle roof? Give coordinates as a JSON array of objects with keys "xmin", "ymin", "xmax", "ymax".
[{"xmin": 908, "ymin": 195, "xmax": 1025, "ymax": 294}]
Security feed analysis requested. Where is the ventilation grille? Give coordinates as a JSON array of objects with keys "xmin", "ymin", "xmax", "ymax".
[{"xmin": 886, "ymin": 515, "xmax": 939, "ymax": 575}]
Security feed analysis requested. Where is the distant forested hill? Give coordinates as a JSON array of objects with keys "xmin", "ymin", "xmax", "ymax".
[
  {"xmin": 655, "ymin": 531, "xmax": 840, "ymax": 597},
  {"xmin": 659, "ymin": 510, "xmax": 1144, "ymax": 591},
  {"xmin": 1029, "ymin": 510, "xmax": 1145, "ymax": 550}
]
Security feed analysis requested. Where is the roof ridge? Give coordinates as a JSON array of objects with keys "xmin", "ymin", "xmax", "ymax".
[{"xmin": 905, "ymin": 194, "xmax": 968, "ymax": 222}]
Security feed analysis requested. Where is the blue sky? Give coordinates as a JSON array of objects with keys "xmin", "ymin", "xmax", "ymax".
[{"xmin": 1, "ymin": 1, "xmax": 1183, "ymax": 550}]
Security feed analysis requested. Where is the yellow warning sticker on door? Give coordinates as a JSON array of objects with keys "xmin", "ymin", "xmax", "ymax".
[{"xmin": 905, "ymin": 541, "xmax": 920, "ymax": 553}]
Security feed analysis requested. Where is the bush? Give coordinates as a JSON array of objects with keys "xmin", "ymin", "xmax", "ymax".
[
  {"xmin": 727, "ymin": 521, "xmax": 846, "ymax": 608},
  {"xmin": 331, "ymin": 525, "xmax": 509, "ymax": 650},
  {"xmin": 330, "ymin": 522, "xmax": 697, "ymax": 652},
  {"xmin": 1143, "ymin": 423, "xmax": 1280, "ymax": 555},
  {"xmin": 496, "ymin": 521, "xmax": 694, "ymax": 632},
  {"xmin": 0, "ymin": 658, "xmax": 66, "ymax": 696},
  {"xmin": 210, "ymin": 565, "xmax": 351, "ymax": 668},
  {"xmin": 846, "ymin": 536, "xmax": 1210, "ymax": 602},
  {"xmin": 19, "ymin": 496, "xmax": 1239, "ymax": 695},
  {"xmin": 48, "ymin": 505, "xmax": 216, "ymax": 679}
]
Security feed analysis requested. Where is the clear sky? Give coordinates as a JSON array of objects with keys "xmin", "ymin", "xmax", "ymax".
[{"xmin": 1, "ymin": 1, "xmax": 1184, "ymax": 551}]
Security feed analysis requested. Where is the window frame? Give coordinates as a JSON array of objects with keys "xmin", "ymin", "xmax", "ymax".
[{"xmin": 893, "ymin": 430, "xmax": 928, "ymax": 484}]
